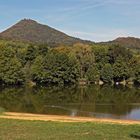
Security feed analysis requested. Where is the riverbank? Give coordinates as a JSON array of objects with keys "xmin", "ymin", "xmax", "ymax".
[
  {"xmin": 0, "ymin": 112, "xmax": 140, "ymax": 125},
  {"xmin": 0, "ymin": 116, "xmax": 140, "ymax": 140}
]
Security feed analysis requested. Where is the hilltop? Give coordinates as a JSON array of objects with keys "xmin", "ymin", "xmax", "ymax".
[
  {"xmin": 99, "ymin": 37, "xmax": 140, "ymax": 50},
  {"xmin": 0, "ymin": 19, "xmax": 91, "ymax": 46}
]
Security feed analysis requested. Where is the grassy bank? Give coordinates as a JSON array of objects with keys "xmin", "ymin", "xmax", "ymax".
[{"xmin": 0, "ymin": 118, "xmax": 139, "ymax": 140}]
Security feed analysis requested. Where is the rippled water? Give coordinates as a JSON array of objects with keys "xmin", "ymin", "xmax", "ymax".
[{"xmin": 0, "ymin": 85, "xmax": 140, "ymax": 120}]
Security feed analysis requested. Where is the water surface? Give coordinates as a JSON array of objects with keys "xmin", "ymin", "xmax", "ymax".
[{"xmin": 0, "ymin": 85, "xmax": 140, "ymax": 120}]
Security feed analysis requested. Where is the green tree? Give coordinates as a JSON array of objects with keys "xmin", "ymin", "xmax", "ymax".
[
  {"xmin": 101, "ymin": 64, "xmax": 113, "ymax": 83},
  {"xmin": 72, "ymin": 43, "xmax": 95, "ymax": 79},
  {"xmin": 86, "ymin": 65, "xmax": 100, "ymax": 83},
  {"xmin": 31, "ymin": 51, "xmax": 79, "ymax": 85},
  {"xmin": 134, "ymin": 64, "xmax": 140, "ymax": 84},
  {"xmin": 92, "ymin": 45, "xmax": 109, "ymax": 72},
  {"xmin": 25, "ymin": 45, "xmax": 37, "ymax": 62},
  {"xmin": 113, "ymin": 57, "xmax": 130, "ymax": 82},
  {"xmin": 108, "ymin": 45, "xmax": 132, "ymax": 64},
  {"xmin": 37, "ymin": 44, "xmax": 49, "ymax": 56},
  {"xmin": 0, "ymin": 46, "xmax": 25, "ymax": 85}
]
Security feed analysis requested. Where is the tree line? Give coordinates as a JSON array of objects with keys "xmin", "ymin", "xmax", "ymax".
[{"xmin": 0, "ymin": 40, "xmax": 140, "ymax": 86}]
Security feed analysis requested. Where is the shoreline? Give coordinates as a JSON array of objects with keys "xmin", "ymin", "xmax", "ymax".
[{"xmin": 0, "ymin": 112, "xmax": 140, "ymax": 125}]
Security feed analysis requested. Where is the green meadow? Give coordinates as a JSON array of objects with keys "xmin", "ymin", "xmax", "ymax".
[{"xmin": 0, "ymin": 118, "xmax": 139, "ymax": 140}]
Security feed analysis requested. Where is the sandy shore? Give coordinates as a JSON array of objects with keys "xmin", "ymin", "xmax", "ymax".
[{"xmin": 0, "ymin": 112, "xmax": 139, "ymax": 125}]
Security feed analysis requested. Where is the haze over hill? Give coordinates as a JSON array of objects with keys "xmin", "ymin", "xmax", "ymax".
[
  {"xmin": 0, "ymin": 19, "xmax": 91, "ymax": 46},
  {"xmin": 0, "ymin": 19, "xmax": 140, "ymax": 49}
]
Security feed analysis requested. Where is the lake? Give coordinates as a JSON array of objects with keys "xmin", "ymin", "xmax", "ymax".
[{"xmin": 0, "ymin": 85, "xmax": 140, "ymax": 120}]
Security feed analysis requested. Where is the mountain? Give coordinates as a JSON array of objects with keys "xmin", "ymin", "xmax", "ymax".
[
  {"xmin": 99, "ymin": 37, "xmax": 140, "ymax": 50},
  {"xmin": 0, "ymin": 19, "xmax": 92, "ymax": 46},
  {"xmin": 0, "ymin": 19, "xmax": 140, "ymax": 49},
  {"xmin": 112, "ymin": 37, "xmax": 140, "ymax": 49}
]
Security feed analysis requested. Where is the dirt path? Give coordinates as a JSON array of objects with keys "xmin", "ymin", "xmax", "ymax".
[{"xmin": 0, "ymin": 112, "xmax": 140, "ymax": 125}]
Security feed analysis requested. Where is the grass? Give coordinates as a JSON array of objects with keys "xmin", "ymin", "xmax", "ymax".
[
  {"xmin": 0, "ymin": 118, "xmax": 139, "ymax": 140},
  {"xmin": 0, "ymin": 107, "xmax": 5, "ymax": 115}
]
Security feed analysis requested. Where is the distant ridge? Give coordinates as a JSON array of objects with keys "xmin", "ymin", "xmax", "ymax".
[
  {"xmin": 112, "ymin": 37, "xmax": 140, "ymax": 49},
  {"xmin": 99, "ymin": 37, "xmax": 140, "ymax": 50},
  {"xmin": 0, "ymin": 19, "xmax": 92, "ymax": 46}
]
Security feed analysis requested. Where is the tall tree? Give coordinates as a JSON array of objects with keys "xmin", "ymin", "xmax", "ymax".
[
  {"xmin": 113, "ymin": 57, "xmax": 130, "ymax": 82},
  {"xmin": 86, "ymin": 65, "xmax": 100, "ymax": 83},
  {"xmin": 101, "ymin": 64, "xmax": 113, "ymax": 83},
  {"xmin": 0, "ymin": 46, "xmax": 25, "ymax": 85},
  {"xmin": 72, "ymin": 43, "xmax": 95, "ymax": 79}
]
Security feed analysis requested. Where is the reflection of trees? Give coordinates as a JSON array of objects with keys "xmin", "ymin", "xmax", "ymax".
[
  {"xmin": 95, "ymin": 85, "xmax": 140, "ymax": 115},
  {"xmin": 0, "ymin": 85, "xmax": 139, "ymax": 116}
]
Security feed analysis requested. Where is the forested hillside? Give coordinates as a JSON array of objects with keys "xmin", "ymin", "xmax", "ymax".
[
  {"xmin": 99, "ymin": 37, "xmax": 140, "ymax": 50},
  {"xmin": 0, "ymin": 19, "xmax": 140, "ymax": 86},
  {"xmin": 0, "ymin": 19, "xmax": 91, "ymax": 46}
]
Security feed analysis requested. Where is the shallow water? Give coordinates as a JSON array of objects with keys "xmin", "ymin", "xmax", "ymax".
[{"xmin": 0, "ymin": 85, "xmax": 140, "ymax": 120}]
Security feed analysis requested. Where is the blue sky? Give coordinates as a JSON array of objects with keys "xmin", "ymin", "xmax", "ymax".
[{"xmin": 0, "ymin": 0, "xmax": 140, "ymax": 42}]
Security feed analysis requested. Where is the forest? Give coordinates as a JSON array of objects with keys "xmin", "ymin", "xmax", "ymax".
[{"xmin": 0, "ymin": 40, "xmax": 140, "ymax": 86}]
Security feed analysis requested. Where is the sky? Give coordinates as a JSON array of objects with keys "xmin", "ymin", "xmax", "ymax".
[{"xmin": 0, "ymin": 0, "xmax": 140, "ymax": 42}]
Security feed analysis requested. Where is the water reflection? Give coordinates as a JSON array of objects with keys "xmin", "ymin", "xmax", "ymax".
[{"xmin": 0, "ymin": 85, "xmax": 140, "ymax": 120}]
